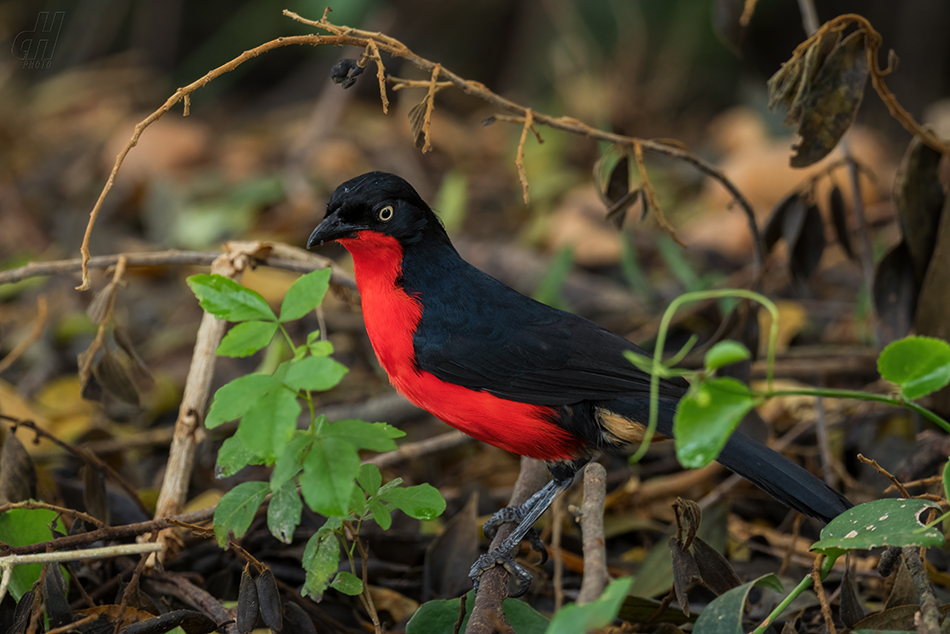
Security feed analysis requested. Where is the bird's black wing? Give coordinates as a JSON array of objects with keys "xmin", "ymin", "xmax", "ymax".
[{"xmin": 409, "ymin": 258, "xmax": 688, "ymax": 406}]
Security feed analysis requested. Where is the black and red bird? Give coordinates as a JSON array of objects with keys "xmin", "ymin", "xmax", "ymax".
[{"xmin": 308, "ymin": 171, "xmax": 851, "ymax": 594}]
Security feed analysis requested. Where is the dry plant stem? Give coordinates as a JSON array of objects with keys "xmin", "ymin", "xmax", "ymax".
[
  {"xmin": 632, "ymin": 140, "xmax": 689, "ymax": 249},
  {"xmin": 902, "ymin": 546, "xmax": 941, "ymax": 634},
  {"xmin": 150, "ymin": 251, "xmax": 249, "ymax": 561},
  {"xmin": 577, "ymin": 462, "xmax": 608, "ymax": 605},
  {"xmin": 467, "ymin": 458, "xmax": 550, "ymax": 634},
  {"xmin": 0, "ymin": 296, "xmax": 47, "ymax": 374},
  {"xmin": 515, "ymin": 110, "xmax": 535, "ymax": 204},
  {"xmin": 812, "ymin": 557, "xmax": 837, "ymax": 634},
  {"xmin": 0, "ymin": 500, "xmax": 105, "ymax": 530},
  {"xmin": 0, "ymin": 248, "xmax": 355, "ymax": 289},
  {"xmin": 46, "ymin": 615, "xmax": 97, "ymax": 634},
  {"xmin": 366, "ymin": 430, "xmax": 471, "ymax": 467},
  {"xmin": 75, "ymin": 32, "xmax": 368, "ymax": 291},
  {"xmin": 421, "ymin": 64, "xmax": 442, "ymax": 153},
  {"xmin": 814, "ymin": 395, "xmax": 836, "ymax": 486},
  {"xmin": 0, "ymin": 507, "xmax": 214, "ymax": 557},
  {"xmin": 857, "ymin": 453, "xmax": 910, "ymax": 497},
  {"xmin": 0, "ymin": 543, "xmax": 163, "ymax": 604}
]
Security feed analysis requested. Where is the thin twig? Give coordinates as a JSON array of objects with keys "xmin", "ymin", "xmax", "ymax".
[
  {"xmin": 577, "ymin": 462, "xmax": 608, "ymax": 605},
  {"xmin": 515, "ymin": 110, "xmax": 534, "ymax": 204},
  {"xmin": 857, "ymin": 453, "xmax": 910, "ymax": 497},
  {"xmin": 0, "ymin": 246, "xmax": 356, "ymax": 289},
  {"xmin": 812, "ymin": 556, "xmax": 837, "ymax": 634},
  {"xmin": 422, "ymin": 64, "xmax": 441, "ymax": 154}
]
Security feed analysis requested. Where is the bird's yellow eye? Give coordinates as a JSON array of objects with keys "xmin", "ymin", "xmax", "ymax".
[{"xmin": 378, "ymin": 205, "xmax": 394, "ymax": 222}]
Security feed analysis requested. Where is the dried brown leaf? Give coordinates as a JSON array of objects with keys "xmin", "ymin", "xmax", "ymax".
[
  {"xmin": 789, "ymin": 202, "xmax": 826, "ymax": 280},
  {"xmin": 87, "ymin": 281, "xmax": 118, "ymax": 325},
  {"xmin": 762, "ymin": 192, "xmax": 804, "ymax": 252},
  {"xmin": 0, "ymin": 430, "xmax": 36, "ymax": 504},
  {"xmin": 605, "ymin": 155, "xmax": 630, "ymax": 205},
  {"xmin": 424, "ymin": 491, "xmax": 479, "ymax": 599},
  {"xmin": 237, "ymin": 564, "xmax": 260, "ymax": 634},
  {"xmin": 894, "ymin": 135, "xmax": 946, "ymax": 283},
  {"xmin": 883, "ymin": 557, "xmax": 917, "ymax": 610},
  {"xmin": 874, "ymin": 240, "xmax": 918, "ymax": 343},
  {"xmin": 408, "ymin": 100, "xmax": 428, "ymax": 149},
  {"xmin": 828, "ymin": 184, "xmax": 854, "ymax": 258},
  {"xmin": 257, "ymin": 568, "xmax": 283, "ymax": 631},
  {"xmin": 672, "ymin": 498, "xmax": 702, "ymax": 549},
  {"xmin": 691, "ymin": 536, "xmax": 740, "ymax": 596},
  {"xmin": 790, "ymin": 31, "xmax": 869, "ymax": 167},
  {"xmin": 669, "ymin": 537, "xmax": 701, "ymax": 616},
  {"xmin": 93, "ymin": 347, "xmax": 140, "ymax": 406},
  {"xmin": 82, "ymin": 463, "xmax": 110, "ymax": 525},
  {"xmin": 839, "ymin": 564, "xmax": 866, "ymax": 628}
]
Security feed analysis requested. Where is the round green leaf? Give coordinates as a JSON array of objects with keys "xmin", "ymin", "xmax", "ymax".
[
  {"xmin": 330, "ymin": 571, "xmax": 364, "ymax": 596},
  {"xmin": 282, "ymin": 355, "xmax": 349, "ymax": 392},
  {"xmin": 704, "ymin": 341, "xmax": 751, "ymax": 371},
  {"xmin": 878, "ymin": 336, "xmax": 950, "ymax": 400},
  {"xmin": 673, "ymin": 378, "xmax": 755, "ymax": 469},
  {"xmin": 812, "ymin": 498, "xmax": 944, "ymax": 560}
]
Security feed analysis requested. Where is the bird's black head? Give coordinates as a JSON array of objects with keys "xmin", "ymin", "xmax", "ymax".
[{"xmin": 307, "ymin": 171, "xmax": 451, "ymax": 249}]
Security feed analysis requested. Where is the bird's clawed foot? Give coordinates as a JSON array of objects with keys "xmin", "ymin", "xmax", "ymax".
[
  {"xmin": 469, "ymin": 548, "xmax": 534, "ymax": 598},
  {"xmin": 483, "ymin": 506, "xmax": 549, "ymax": 563}
]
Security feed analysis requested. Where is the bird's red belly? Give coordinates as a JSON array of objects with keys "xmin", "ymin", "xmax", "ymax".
[{"xmin": 342, "ymin": 232, "xmax": 584, "ymax": 461}]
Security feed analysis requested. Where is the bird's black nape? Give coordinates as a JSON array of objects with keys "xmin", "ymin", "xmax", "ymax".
[{"xmin": 310, "ymin": 171, "xmax": 452, "ymax": 248}]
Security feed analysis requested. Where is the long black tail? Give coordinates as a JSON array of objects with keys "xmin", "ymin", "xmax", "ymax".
[{"xmin": 608, "ymin": 399, "xmax": 852, "ymax": 523}]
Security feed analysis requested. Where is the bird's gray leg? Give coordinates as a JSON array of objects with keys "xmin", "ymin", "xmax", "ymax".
[{"xmin": 469, "ymin": 477, "xmax": 572, "ymax": 597}]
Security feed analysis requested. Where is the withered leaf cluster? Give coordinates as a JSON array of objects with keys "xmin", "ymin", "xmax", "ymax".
[{"xmin": 768, "ymin": 29, "xmax": 870, "ymax": 168}]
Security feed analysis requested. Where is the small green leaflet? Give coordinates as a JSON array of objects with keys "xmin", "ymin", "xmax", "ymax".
[
  {"xmin": 379, "ymin": 483, "xmax": 446, "ymax": 521},
  {"xmin": 213, "ymin": 481, "xmax": 269, "ymax": 546},
  {"xmin": 217, "ymin": 321, "xmax": 279, "ymax": 357},
  {"xmin": 206, "ymin": 374, "xmax": 280, "ymax": 427},
  {"xmin": 282, "ymin": 355, "xmax": 349, "ymax": 392},
  {"xmin": 280, "ymin": 269, "xmax": 332, "ymax": 322}
]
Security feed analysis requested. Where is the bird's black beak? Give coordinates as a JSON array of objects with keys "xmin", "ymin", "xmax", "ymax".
[{"xmin": 307, "ymin": 213, "xmax": 361, "ymax": 249}]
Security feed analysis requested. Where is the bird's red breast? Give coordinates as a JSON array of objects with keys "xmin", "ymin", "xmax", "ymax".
[{"xmin": 338, "ymin": 230, "xmax": 585, "ymax": 461}]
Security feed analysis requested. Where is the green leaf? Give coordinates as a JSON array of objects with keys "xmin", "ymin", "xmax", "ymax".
[
  {"xmin": 357, "ymin": 464, "xmax": 382, "ymax": 496},
  {"xmin": 379, "ymin": 483, "xmax": 446, "ymax": 521},
  {"xmin": 213, "ymin": 481, "xmax": 269, "ymax": 546},
  {"xmin": 331, "ymin": 571, "xmax": 364, "ymax": 596},
  {"xmin": 268, "ymin": 479, "xmax": 303, "ymax": 544},
  {"xmin": 302, "ymin": 523, "xmax": 341, "ymax": 600},
  {"xmin": 878, "ymin": 336, "xmax": 950, "ymax": 400},
  {"xmin": 545, "ymin": 577, "xmax": 633, "ymax": 634},
  {"xmin": 216, "ymin": 435, "xmax": 264, "ymax": 478},
  {"xmin": 812, "ymin": 498, "xmax": 945, "ymax": 561},
  {"xmin": 943, "ymin": 458, "xmax": 950, "ymax": 503},
  {"xmin": 0, "ymin": 509, "xmax": 68, "ymax": 601},
  {"xmin": 704, "ymin": 341, "xmax": 751, "ymax": 371},
  {"xmin": 280, "ymin": 269, "xmax": 332, "ymax": 322},
  {"xmin": 235, "ymin": 387, "xmax": 301, "ymax": 463},
  {"xmin": 325, "ymin": 420, "xmax": 402, "ymax": 452},
  {"xmin": 300, "ymin": 436, "xmax": 361, "ymax": 516},
  {"xmin": 308, "ymin": 337, "xmax": 334, "ymax": 357},
  {"xmin": 216, "ymin": 321, "xmax": 279, "ymax": 357},
  {"xmin": 408, "ymin": 592, "xmax": 549, "ymax": 634},
  {"xmin": 673, "ymin": 378, "xmax": 755, "ymax": 468},
  {"xmin": 367, "ymin": 498, "xmax": 392, "ymax": 530},
  {"xmin": 282, "ymin": 355, "xmax": 349, "ymax": 392},
  {"xmin": 206, "ymin": 374, "xmax": 281, "ymax": 428},
  {"xmin": 692, "ymin": 574, "xmax": 783, "ymax": 634},
  {"xmin": 271, "ymin": 433, "xmax": 315, "ymax": 492},
  {"xmin": 186, "ymin": 274, "xmax": 277, "ymax": 322}
]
